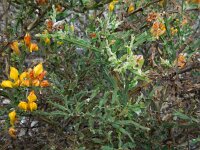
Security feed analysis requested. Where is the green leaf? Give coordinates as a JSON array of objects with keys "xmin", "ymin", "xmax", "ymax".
[
  {"xmin": 48, "ymin": 101, "xmax": 71, "ymax": 113},
  {"xmin": 112, "ymin": 123, "xmax": 135, "ymax": 143},
  {"xmin": 99, "ymin": 91, "xmax": 110, "ymax": 107},
  {"xmin": 115, "ymin": 120, "xmax": 150, "ymax": 131},
  {"xmin": 173, "ymin": 111, "xmax": 199, "ymax": 123}
]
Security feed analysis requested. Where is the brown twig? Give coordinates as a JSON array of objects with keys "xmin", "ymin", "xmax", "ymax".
[
  {"xmin": 168, "ymin": 8, "xmax": 200, "ymax": 14},
  {"xmin": 27, "ymin": 4, "xmax": 51, "ymax": 31},
  {"xmin": 178, "ymin": 62, "xmax": 200, "ymax": 75}
]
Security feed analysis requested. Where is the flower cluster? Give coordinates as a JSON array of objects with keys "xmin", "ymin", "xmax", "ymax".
[
  {"xmin": 8, "ymin": 110, "xmax": 17, "ymax": 138},
  {"xmin": 150, "ymin": 21, "xmax": 166, "ymax": 39},
  {"xmin": 1, "ymin": 63, "xmax": 49, "ymax": 88},
  {"xmin": 147, "ymin": 12, "xmax": 166, "ymax": 39},
  {"xmin": 8, "ymin": 91, "xmax": 38, "ymax": 138},
  {"xmin": 10, "ymin": 33, "xmax": 39, "ymax": 55},
  {"xmin": 18, "ymin": 91, "xmax": 38, "ymax": 112},
  {"xmin": 24, "ymin": 33, "xmax": 39, "ymax": 52}
]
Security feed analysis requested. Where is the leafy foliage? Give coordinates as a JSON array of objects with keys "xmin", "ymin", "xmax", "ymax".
[{"xmin": 0, "ymin": 0, "xmax": 200, "ymax": 149}]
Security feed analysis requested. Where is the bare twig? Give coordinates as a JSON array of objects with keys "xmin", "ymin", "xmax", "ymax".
[{"xmin": 27, "ymin": 4, "xmax": 51, "ymax": 31}]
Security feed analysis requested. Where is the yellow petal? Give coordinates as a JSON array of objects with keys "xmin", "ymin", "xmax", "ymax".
[
  {"xmin": 128, "ymin": 3, "xmax": 134, "ymax": 14},
  {"xmin": 8, "ymin": 110, "xmax": 16, "ymax": 126},
  {"xmin": 28, "ymin": 69, "xmax": 34, "ymax": 79},
  {"xmin": 20, "ymin": 72, "xmax": 28, "ymax": 81},
  {"xmin": 27, "ymin": 91, "xmax": 37, "ymax": 103},
  {"xmin": 44, "ymin": 38, "xmax": 50, "ymax": 44},
  {"xmin": 18, "ymin": 101, "xmax": 28, "ymax": 111},
  {"xmin": 40, "ymin": 80, "xmax": 50, "ymax": 87},
  {"xmin": 10, "ymin": 41, "xmax": 20, "ymax": 55},
  {"xmin": 1, "ymin": 80, "xmax": 13, "ymax": 88},
  {"xmin": 29, "ymin": 43, "xmax": 39, "ymax": 52},
  {"xmin": 20, "ymin": 79, "xmax": 30, "ymax": 87},
  {"xmin": 24, "ymin": 33, "xmax": 31, "ymax": 47},
  {"xmin": 10, "ymin": 67, "xmax": 19, "ymax": 81},
  {"xmin": 33, "ymin": 63, "xmax": 43, "ymax": 77},
  {"xmin": 37, "ymin": 71, "xmax": 47, "ymax": 81},
  {"xmin": 109, "ymin": 2, "xmax": 115, "ymax": 12},
  {"xmin": 8, "ymin": 127, "xmax": 17, "ymax": 139},
  {"xmin": 28, "ymin": 102, "xmax": 37, "ymax": 112},
  {"xmin": 32, "ymin": 79, "xmax": 40, "ymax": 86},
  {"xmin": 177, "ymin": 53, "xmax": 186, "ymax": 69},
  {"xmin": 13, "ymin": 79, "xmax": 20, "ymax": 87}
]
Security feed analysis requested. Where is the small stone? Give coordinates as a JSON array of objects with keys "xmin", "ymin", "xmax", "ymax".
[
  {"xmin": 31, "ymin": 121, "xmax": 38, "ymax": 127},
  {"xmin": 18, "ymin": 128, "xmax": 26, "ymax": 137},
  {"xmin": 2, "ymin": 99, "xmax": 11, "ymax": 105}
]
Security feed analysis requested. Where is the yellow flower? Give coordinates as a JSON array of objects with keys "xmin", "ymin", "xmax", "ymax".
[
  {"xmin": 128, "ymin": 3, "xmax": 134, "ymax": 14},
  {"xmin": 20, "ymin": 79, "xmax": 30, "ymax": 87},
  {"xmin": 10, "ymin": 41, "xmax": 20, "ymax": 55},
  {"xmin": 32, "ymin": 79, "xmax": 40, "ymax": 86},
  {"xmin": 150, "ymin": 21, "xmax": 166, "ymax": 39},
  {"xmin": 8, "ymin": 127, "xmax": 17, "ymax": 139},
  {"xmin": 10, "ymin": 67, "xmax": 19, "ymax": 81},
  {"xmin": 28, "ymin": 69, "xmax": 35, "ymax": 79},
  {"xmin": 9, "ymin": 110, "xmax": 16, "ymax": 126},
  {"xmin": 28, "ymin": 102, "xmax": 37, "ymax": 112},
  {"xmin": 1, "ymin": 67, "xmax": 20, "ymax": 88},
  {"xmin": 24, "ymin": 33, "xmax": 31, "ymax": 47},
  {"xmin": 40, "ymin": 80, "xmax": 50, "ymax": 87},
  {"xmin": 44, "ymin": 38, "xmax": 50, "ymax": 44},
  {"xmin": 177, "ymin": 53, "xmax": 186, "ymax": 69},
  {"xmin": 27, "ymin": 91, "xmax": 37, "ymax": 103},
  {"xmin": 37, "ymin": 71, "xmax": 47, "ymax": 81},
  {"xmin": 13, "ymin": 79, "xmax": 20, "ymax": 87},
  {"xmin": 170, "ymin": 27, "xmax": 178, "ymax": 35},
  {"xmin": 1, "ymin": 80, "xmax": 13, "ymax": 88},
  {"xmin": 18, "ymin": 101, "xmax": 28, "ymax": 111},
  {"xmin": 33, "ymin": 63, "xmax": 43, "ymax": 77},
  {"xmin": 109, "ymin": 2, "xmax": 115, "ymax": 12},
  {"xmin": 20, "ymin": 72, "xmax": 28, "ymax": 81},
  {"xmin": 29, "ymin": 43, "xmax": 39, "ymax": 52}
]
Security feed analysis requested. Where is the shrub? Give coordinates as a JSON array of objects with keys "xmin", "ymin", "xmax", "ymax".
[{"xmin": 0, "ymin": 0, "xmax": 199, "ymax": 149}]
